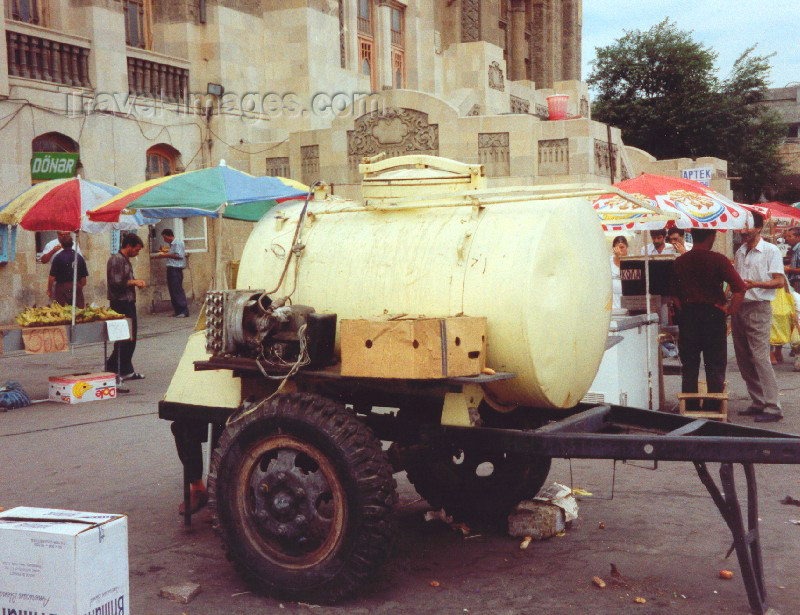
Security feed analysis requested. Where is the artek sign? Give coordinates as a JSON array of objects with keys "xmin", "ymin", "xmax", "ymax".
[
  {"xmin": 681, "ymin": 166, "xmax": 713, "ymax": 187},
  {"xmin": 30, "ymin": 152, "xmax": 79, "ymax": 180}
]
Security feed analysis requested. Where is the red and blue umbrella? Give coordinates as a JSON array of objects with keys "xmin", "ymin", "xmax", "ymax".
[
  {"xmin": 0, "ymin": 177, "xmax": 146, "ymax": 232},
  {"xmin": 87, "ymin": 162, "xmax": 308, "ymax": 222}
]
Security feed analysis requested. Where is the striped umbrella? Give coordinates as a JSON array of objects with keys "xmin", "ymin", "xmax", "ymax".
[
  {"xmin": 593, "ymin": 173, "xmax": 753, "ymax": 232},
  {"xmin": 87, "ymin": 161, "xmax": 308, "ymax": 222},
  {"xmin": 0, "ymin": 177, "xmax": 147, "ymax": 232}
]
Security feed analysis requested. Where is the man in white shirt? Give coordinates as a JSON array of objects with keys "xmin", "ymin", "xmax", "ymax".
[
  {"xmin": 641, "ymin": 229, "xmax": 677, "ymax": 256},
  {"xmin": 733, "ymin": 212, "xmax": 785, "ymax": 422},
  {"xmin": 154, "ymin": 228, "xmax": 189, "ymax": 317},
  {"xmin": 40, "ymin": 231, "xmax": 82, "ymax": 264}
]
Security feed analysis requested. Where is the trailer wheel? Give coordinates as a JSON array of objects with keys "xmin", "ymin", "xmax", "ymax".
[
  {"xmin": 403, "ymin": 404, "xmax": 551, "ymax": 526},
  {"xmin": 208, "ymin": 393, "xmax": 397, "ymax": 604}
]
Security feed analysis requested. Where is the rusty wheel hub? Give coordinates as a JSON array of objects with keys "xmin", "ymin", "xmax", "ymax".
[{"xmin": 237, "ymin": 436, "xmax": 345, "ymax": 566}]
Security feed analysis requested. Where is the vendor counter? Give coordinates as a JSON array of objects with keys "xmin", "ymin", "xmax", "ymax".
[
  {"xmin": 0, "ymin": 319, "xmax": 131, "ymax": 355},
  {"xmin": 582, "ymin": 313, "xmax": 661, "ymax": 410}
]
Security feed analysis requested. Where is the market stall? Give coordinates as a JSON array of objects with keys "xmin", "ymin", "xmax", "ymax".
[
  {"xmin": 0, "ymin": 177, "xmax": 149, "ymax": 330},
  {"xmin": 590, "ymin": 174, "xmax": 755, "ymax": 411},
  {"xmin": 0, "ymin": 178, "xmax": 144, "ymax": 408}
]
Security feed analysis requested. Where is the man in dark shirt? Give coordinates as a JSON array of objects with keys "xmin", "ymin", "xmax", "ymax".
[
  {"xmin": 47, "ymin": 235, "xmax": 89, "ymax": 307},
  {"xmin": 670, "ymin": 228, "xmax": 747, "ymax": 408},
  {"xmin": 105, "ymin": 233, "xmax": 146, "ymax": 380}
]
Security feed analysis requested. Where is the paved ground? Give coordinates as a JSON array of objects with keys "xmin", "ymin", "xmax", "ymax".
[{"xmin": 2, "ymin": 313, "xmax": 800, "ymax": 614}]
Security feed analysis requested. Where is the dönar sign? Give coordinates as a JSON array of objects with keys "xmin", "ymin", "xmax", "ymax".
[
  {"xmin": 681, "ymin": 167, "xmax": 713, "ymax": 187},
  {"xmin": 30, "ymin": 153, "xmax": 79, "ymax": 181}
]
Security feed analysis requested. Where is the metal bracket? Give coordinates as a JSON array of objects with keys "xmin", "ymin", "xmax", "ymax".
[
  {"xmin": 441, "ymin": 384, "xmax": 484, "ymax": 427},
  {"xmin": 695, "ymin": 462, "xmax": 767, "ymax": 614}
]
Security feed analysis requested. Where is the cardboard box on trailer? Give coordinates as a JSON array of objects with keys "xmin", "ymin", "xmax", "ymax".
[{"xmin": 341, "ymin": 317, "xmax": 487, "ymax": 379}]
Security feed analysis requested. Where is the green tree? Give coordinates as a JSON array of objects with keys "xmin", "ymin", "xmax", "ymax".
[{"xmin": 587, "ymin": 19, "xmax": 785, "ymax": 201}]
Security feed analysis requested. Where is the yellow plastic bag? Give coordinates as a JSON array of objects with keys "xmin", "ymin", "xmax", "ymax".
[{"xmin": 771, "ymin": 288, "xmax": 795, "ymax": 346}]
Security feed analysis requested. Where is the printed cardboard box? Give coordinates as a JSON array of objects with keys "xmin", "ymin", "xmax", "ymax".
[
  {"xmin": 48, "ymin": 372, "xmax": 117, "ymax": 404},
  {"xmin": 0, "ymin": 507, "xmax": 129, "ymax": 615}
]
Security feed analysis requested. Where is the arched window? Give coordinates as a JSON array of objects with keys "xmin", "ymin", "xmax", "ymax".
[
  {"xmin": 32, "ymin": 131, "xmax": 78, "ymax": 154},
  {"xmin": 145, "ymin": 144, "xmax": 180, "ymax": 180}
]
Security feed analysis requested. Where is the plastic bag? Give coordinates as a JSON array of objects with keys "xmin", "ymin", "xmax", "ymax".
[
  {"xmin": 771, "ymin": 287, "xmax": 796, "ymax": 346},
  {"xmin": 792, "ymin": 290, "xmax": 800, "ymax": 314},
  {"xmin": 791, "ymin": 326, "xmax": 800, "ymax": 351}
]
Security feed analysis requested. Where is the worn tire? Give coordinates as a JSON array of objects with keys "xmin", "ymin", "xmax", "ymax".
[
  {"xmin": 208, "ymin": 393, "xmax": 397, "ymax": 604},
  {"xmin": 403, "ymin": 404, "xmax": 551, "ymax": 526}
]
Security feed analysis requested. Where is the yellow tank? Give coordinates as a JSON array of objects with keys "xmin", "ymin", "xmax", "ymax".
[{"xmin": 237, "ymin": 156, "xmax": 612, "ymax": 409}]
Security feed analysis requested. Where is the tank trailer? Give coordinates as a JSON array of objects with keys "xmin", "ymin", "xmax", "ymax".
[{"xmin": 160, "ymin": 156, "xmax": 800, "ymax": 612}]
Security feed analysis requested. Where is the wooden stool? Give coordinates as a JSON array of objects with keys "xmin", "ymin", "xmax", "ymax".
[{"xmin": 677, "ymin": 380, "xmax": 728, "ymax": 422}]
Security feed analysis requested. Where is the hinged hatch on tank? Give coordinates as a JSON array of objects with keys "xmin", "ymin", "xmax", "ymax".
[{"xmin": 358, "ymin": 154, "xmax": 486, "ymax": 201}]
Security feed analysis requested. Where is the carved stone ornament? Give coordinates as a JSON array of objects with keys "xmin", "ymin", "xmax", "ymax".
[
  {"xmin": 347, "ymin": 108, "xmax": 439, "ymax": 164},
  {"xmin": 434, "ymin": 30, "xmax": 443, "ymax": 55},
  {"xmin": 488, "ymin": 61, "xmax": 504, "ymax": 91},
  {"xmin": 510, "ymin": 95, "xmax": 530, "ymax": 114},
  {"xmin": 580, "ymin": 96, "xmax": 589, "ymax": 118},
  {"xmin": 478, "ymin": 132, "xmax": 509, "ymax": 148},
  {"xmin": 538, "ymin": 138, "xmax": 569, "ymax": 175},
  {"xmin": 478, "ymin": 132, "xmax": 510, "ymax": 177},
  {"xmin": 265, "ymin": 156, "xmax": 290, "ymax": 178},
  {"xmin": 594, "ymin": 139, "xmax": 619, "ymax": 176},
  {"xmin": 461, "ymin": 0, "xmax": 481, "ymax": 43},
  {"xmin": 301, "ymin": 145, "xmax": 320, "ymax": 185}
]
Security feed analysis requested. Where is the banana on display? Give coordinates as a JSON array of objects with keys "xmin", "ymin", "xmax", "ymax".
[{"xmin": 14, "ymin": 303, "xmax": 124, "ymax": 327}]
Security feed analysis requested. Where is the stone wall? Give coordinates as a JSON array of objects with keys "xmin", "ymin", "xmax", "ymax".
[{"xmin": 250, "ymin": 88, "xmax": 626, "ymax": 200}]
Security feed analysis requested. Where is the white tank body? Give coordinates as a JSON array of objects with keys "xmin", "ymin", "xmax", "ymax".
[{"xmin": 237, "ymin": 190, "xmax": 611, "ymax": 409}]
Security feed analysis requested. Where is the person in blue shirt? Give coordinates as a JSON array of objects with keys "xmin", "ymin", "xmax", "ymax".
[
  {"xmin": 155, "ymin": 229, "xmax": 190, "ymax": 317},
  {"xmin": 784, "ymin": 226, "xmax": 800, "ymax": 293}
]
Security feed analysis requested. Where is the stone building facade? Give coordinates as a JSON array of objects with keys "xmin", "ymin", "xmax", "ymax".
[
  {"xmin": 762, "ymin": 85, "xmax": 800, "ymax": 203},
  {"xmin": 0, "ymin": 0, "xmax": 724, "ymax": 323}
]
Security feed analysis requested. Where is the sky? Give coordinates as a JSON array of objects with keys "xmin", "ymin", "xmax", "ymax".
[{"xmin": 582, "ymin": 0, "xmax": 800, "ymax": 89}]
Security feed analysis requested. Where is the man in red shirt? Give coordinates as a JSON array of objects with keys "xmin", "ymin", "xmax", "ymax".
[{"xmin": 670, "ymin": 228, "xmax": 747, "ymax": 409}]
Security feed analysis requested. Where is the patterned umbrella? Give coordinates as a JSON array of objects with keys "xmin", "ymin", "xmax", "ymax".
[
  {"xmin": 593, "ymin": 173, "xmax": 753, "ymax": 232},
  {"xmin": 759, "ymin": 202, "xmax": 800, "ymax": 225},
  {"xmin": 0, "ymin": 177, "xmax": 147, "ymax": 232},
  {"xmin": 87, "ymin": 161, "xmax": 308, "ymax": 222}
]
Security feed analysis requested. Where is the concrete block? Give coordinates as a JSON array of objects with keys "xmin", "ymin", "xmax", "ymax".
[
  {"xmin": 508, "ymin": 499, "xmax": 565, "ymax": 540},
  {"xmin": 159, "ymin": 582, "xmax": 202, "ymax": 604}
]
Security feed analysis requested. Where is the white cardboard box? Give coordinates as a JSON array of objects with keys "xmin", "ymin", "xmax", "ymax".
[
  {"xmin": 0, "ymin": 507, "xmax": 129, "ymax": 615},
  {"xmin": 48, "ymin": 372, "xmax": 117, "ymax": 404}
]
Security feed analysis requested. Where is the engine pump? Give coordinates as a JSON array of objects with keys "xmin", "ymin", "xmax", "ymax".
[{"xmin": 206, "ymin": 290, "xmax": 335, "ymax": 374}]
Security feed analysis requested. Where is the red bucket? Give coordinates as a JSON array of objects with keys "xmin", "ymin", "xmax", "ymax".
[{"xmin": 546, "ymin": 94, "xmax": 569, "ymax": 120}]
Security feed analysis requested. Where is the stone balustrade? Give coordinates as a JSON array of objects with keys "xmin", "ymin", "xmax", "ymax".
[
  {"xmin": 5, "ymin": 30, "xmax": 90, "ymax": 87},
  {"xmin": 126, "ymin": 55, "xmax": 189, "ymax": 102}
]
